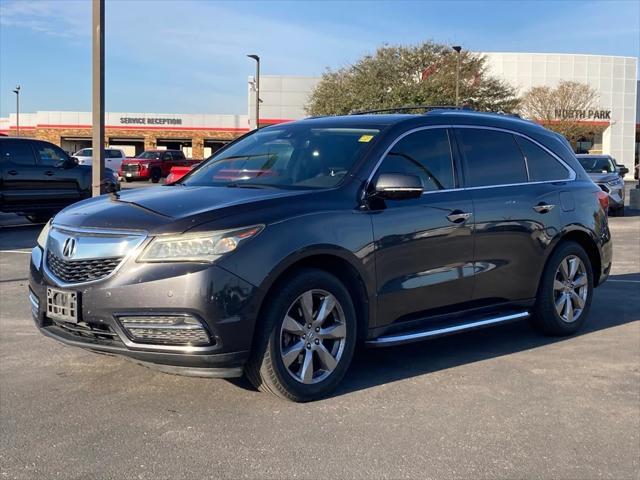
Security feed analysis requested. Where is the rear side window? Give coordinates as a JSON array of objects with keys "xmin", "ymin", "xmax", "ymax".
[
  {"xmin": 106, "ymin": 150, "xmax": 123, "ymax": 159},
  {"xmin": 0, "ymin": 140, "xmax": 36, "ymax": 166},
  {"xmin": 456, "ymin": 128, "xmax": 527, "ymax": 187},
  {"xmin": 515, "ymin": 136, "xmax": 569, "ymax": 181},
  {"xmin": 377, "ymin": 128, "xmax": 455, "ymax": 191}
]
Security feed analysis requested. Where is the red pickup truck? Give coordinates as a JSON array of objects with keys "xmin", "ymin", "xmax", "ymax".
[{"xmin": 119, "ymin": 150, "xmax": 200, "ymax": 183}]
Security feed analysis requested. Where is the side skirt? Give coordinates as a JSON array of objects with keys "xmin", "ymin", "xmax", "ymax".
[{"xmin": 365, "ymin": 311, "xmax": 530, "ymax": 348}]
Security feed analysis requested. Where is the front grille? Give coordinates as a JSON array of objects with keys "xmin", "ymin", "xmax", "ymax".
[
  {"xmin": 47, "ymin": 250, "xmax": 122, "ymax": 284},
  {"xmin": 123, "ymin": 163, "xmax": 140, "ymax": 173},
  {"xmin": 51, "ymin": 320, "xmax": 120, "ymax": 342}
]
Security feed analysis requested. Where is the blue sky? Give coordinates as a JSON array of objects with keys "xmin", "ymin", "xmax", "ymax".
[{"xmin": 1, "ymin": 0, "xmax": 638, "ymax": 117}]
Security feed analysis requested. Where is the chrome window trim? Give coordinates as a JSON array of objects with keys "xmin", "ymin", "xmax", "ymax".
[
  {"xmin": 364, "ymin": 124, "xmax": 576, "ymax": 198},
  {"xmin": 453, "ymin": 124, "xmax": 576, "ymax": 185},
  {"xmin": 43, "ymin": 225, "xmax": 148, "ymax": 289}
]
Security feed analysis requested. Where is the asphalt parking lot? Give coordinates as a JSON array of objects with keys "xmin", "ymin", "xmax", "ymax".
[{"xmin": 1, "ymin": 182, "xmax": 639, "ymax": 479}]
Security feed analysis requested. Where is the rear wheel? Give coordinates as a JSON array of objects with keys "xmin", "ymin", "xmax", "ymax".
[
  {"xmin": 531, "ymin": 241, "xmax": 593, "ymax": 336},
  {"xmin": 150, "ymin": 169, "xmax": 162, "ymax": 183},
  {"xmin": 245, "ymin": 269, "xmax": 357, "ymax": 402}
]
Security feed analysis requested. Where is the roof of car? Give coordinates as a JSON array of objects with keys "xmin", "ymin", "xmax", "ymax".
[{"xmin": 287, "ymin": 109, "xmax": 545, "ymax": 135}]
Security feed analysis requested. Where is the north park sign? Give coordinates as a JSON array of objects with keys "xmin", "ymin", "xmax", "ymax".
[{"xmin": 554, "ymin": 109, "xmax": 611, "ymax": 120}]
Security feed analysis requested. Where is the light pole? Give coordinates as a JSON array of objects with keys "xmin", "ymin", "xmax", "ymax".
[
  {"xmin": 12, "ymin": 85, "xmax": 20, "ymax": 136},
  {"xmin": 452, "ymin": 46, "xmax": 462, "ymax": 107},
  {"xmin": 247, "ymin": 54, "xmax": 260, "ymax": 129},
  {"xmin": 92, "ymin": 0, "xmax": 105, "ymax": 197}
]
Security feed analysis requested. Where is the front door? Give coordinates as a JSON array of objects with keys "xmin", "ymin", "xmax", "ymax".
[{"xmin": 370, "ymin": 127, "xmax": 475, "ymax": 328}]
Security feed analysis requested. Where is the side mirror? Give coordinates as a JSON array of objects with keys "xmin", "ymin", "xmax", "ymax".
[
  {"xmin": 372, "ymin": 173, "xmax": 423, "ymax": 200},
  {"xmin": 619, "ymin": 166, "xmax": 629, "ymax": 177},
  {"xmin": 67, "ymin": 156, "xmax": 79, "ymax": 167}
]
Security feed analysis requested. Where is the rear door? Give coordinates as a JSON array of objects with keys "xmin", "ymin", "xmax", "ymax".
[
  {"xmin": 454, "ymin": 127, "xmax": 567, "ymax": 303},
  {"xmin": 0, "ymin": 139, "xmax": 41, "ymax": 211},
  {"xmin": 371, "ymin": 127, "xmax": 475, "ymax": 327},
  {"xmin": 32, "ymin": 141, "xmax": 84, "ymax": 205}
]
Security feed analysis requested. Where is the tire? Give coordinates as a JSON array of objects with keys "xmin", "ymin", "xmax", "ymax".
[
  {"xmin": 150, "ymin": 169, "xmax": 162, "ymax": 183},
  {"xmin": 245, "ymin": 268, "xmax": 357, "ymax": 402},
  {"xmin": 25, "ymin": 214, "xmax": 50, "ymax": 224},
  {"xmin": 616, "ymin": 206, "xmax": 625, "ymax": 217},
  {"xmin": 531, "ymin": 241, "xmax": 594, "ymax": 336}
]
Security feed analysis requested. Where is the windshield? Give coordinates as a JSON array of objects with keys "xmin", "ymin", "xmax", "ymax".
[
  {"xmin": 183, "ymin": 125, "xmax": 380, "ymax": 189},
  {"xmin": 76, "ymin": 149, "xmax": 92, "ymax": 156},
  {"xmin": 578, "ymin": 156, "xmax": 615, "ymax": 173},
  {"xmin": 136, "ymin": 151, "xmax": 161, "ymax": 160}
]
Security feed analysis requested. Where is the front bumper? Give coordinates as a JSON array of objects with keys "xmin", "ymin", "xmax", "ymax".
[
  {"xmin": 29, "ymin": 245, "xmax": 260, "ymax": 377},
  {"xmin": 599, "ymin": 183, "xmax": 625, "ymax": 209}
]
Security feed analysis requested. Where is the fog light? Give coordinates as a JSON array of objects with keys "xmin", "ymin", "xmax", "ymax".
[{"xmin": 118, "ymin": 315, "xmax": 211, "ymax": 346}]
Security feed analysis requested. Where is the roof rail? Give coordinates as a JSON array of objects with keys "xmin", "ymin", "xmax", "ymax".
[{"xmin": 349, "ymin": 105, "xmax": 471, "ymax": 115}]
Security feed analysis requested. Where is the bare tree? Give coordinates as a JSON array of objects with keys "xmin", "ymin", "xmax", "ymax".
[{"xmin": 519, "ymin": 81, "xmax": 602, "ymax": 143}]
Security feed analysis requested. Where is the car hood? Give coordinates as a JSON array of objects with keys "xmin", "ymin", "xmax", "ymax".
[
  {"xmin": 53, "ymin": 185, "xmax": 312, "ymax": 234},
  {"xmin": 587, "ymin": 172, "xmax": 619, "ymax": 183}
]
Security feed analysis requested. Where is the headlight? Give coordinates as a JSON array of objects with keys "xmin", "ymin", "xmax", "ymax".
[
  {"xmin": 606, "ymin": 178, "xmax": 623, "ymax": 187},
  {"xmin": 37, "ymin": 220, "xmax": 52, "ymax": 249},
  {"xmin": 138, "ymin": 225, "xmax": 263, "ymax": 263}
]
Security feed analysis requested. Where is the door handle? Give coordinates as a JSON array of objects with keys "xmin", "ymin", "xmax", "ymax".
[
  {"xmin": 447, "ymin": 211, "xmax": 473, "ymax": 223},
  {"xmin": 44, "ymin": 171, "xmax": 54, "ymax": 176},
  {"xmin": 533, "ymin": 203, "xmax": 555, "ymax": 213},
  {"xmin": 7, "ymin": 170, "xmax": 18, "ymax": 175}
]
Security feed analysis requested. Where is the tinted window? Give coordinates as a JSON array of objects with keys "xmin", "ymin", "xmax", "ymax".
[
  {"xmin": 174, "ymin": 151, "xmax": 185, "ymax": 159},
  {"xmin": 456, "ymin": 128, "xmax": 527, "ymax": 187},
  {"xmin": 377, "ymin": 128, "xmax": 454, "ymax": 191},
  {"xmin": 34, "ymin": 142, "xmax": 67, "ymax": 166},
  {"xmin": 0, "ymin": 140, "xmax": 35, "ymax": 166},
  {"xmin": 106, "ymin": 150, "xmax": 122, "ymax": 158},
  {"xmin": 161, "ymin": 152, "xmax": 172, "ymax": 161},
  {"xmin": 515, "ymin": 136, "xmax": 569, "ymax": 181},
  {"xmin": 76, "ymin": 148, "xmax": 92, "ymax": 156}
]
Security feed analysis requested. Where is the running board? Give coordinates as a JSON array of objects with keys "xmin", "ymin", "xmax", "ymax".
[{"xmin": 366, "ymin": 311, "xmax": 530, "ymax": 348}]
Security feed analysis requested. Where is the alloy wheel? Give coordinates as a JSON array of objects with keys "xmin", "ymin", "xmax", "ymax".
[
  {"xmin": 553, "ymin": 255, "xmax": 589, "ymax": 323},
  {"xmin": 279, "ymin": 289, "xmax": 347, "ymax": 384}
]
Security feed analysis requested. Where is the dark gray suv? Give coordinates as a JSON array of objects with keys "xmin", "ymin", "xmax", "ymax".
[{"xmin": 29, "ymin": 110, "xmax": 612, "ymax": 401}]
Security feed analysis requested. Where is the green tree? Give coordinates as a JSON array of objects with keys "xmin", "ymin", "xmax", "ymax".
[{"xmin": 305, "ymin": 42, "xmax": 519, "ymax": 116}]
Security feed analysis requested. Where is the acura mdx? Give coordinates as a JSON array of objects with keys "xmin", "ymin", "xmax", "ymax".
[{"xmin": 29, "ymin": 110, "xmax": 612, "ymax": 401}]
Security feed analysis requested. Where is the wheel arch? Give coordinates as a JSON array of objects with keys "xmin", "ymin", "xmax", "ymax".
[
  {"xmin": 253, "ymin": 249, "xmax": 373, "ymax": 346},
  {"xmin": 549, "ymin": 227, "xmax": 603, "ymax": 287}
]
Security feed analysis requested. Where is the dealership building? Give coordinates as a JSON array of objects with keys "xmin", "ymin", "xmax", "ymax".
[{"xmin": 1, "ymin": 52, "xmax": 638, "ymax": 170}]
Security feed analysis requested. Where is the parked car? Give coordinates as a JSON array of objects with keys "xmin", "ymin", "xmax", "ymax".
[
  {"xmin": 72, "ymin": 147, "xmax": 127, "ymax": 172},
  {"xmin": 576, "ymin": 154, "xmax": 628, "ymax": 216},
  {"xmin": 1, "ymin": 137, "xmax": 119, "ymax": 223},
  {"xmin": 119, "ymin": 149, "xmax": 199, "ymax": 183},
  {"xmin": 30, "ymin": 110, "xmax": 612, "ymax": 401},
  {"xmin": 165, "ymin": 163, "xmax": 200, "ymax": 184}
]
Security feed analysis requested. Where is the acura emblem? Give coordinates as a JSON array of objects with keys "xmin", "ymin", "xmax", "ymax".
[{"xmin": 62, "ymin": 237, "xmax": 77, "ymax": 259}]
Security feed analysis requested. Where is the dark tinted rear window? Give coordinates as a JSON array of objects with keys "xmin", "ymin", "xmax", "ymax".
[
  {"xmin": 456, "ymin": 128, "xmax": 527, "ymax": 187},
  {"xmin": 0, "ymin": 140, "xmax": 35, "ymax": 166},
  {"xmin": 515, "ymin": 136, "xmax": 569, "ymax": 181}
]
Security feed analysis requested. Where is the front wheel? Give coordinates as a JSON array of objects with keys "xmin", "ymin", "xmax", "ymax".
[
  {"xmin": 245, "ymin": 269, "xmax": 357, "ymax": 402},
  {"xmin": 531, "ymin": 241, "xmax": 594, "ymax": 336}
]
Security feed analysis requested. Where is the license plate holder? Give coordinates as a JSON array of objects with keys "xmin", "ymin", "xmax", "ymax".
[{"xmin": 46, "ymin": 287, "xmax": 79, "ymax": 324}]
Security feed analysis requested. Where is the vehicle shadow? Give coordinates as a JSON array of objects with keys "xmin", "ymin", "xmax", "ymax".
[
  {"xmin": 230, "ymin": 274, "xmax": 639, "ymax": 398},
  {"xmin": 0, "ymin": 224, "xmax": 41, "ymax": 251}
]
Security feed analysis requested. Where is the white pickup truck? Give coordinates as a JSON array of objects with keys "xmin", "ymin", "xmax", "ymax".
[{"xmin": 72, "ymin": 147, "xmax": 127, "ymax": 173}]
